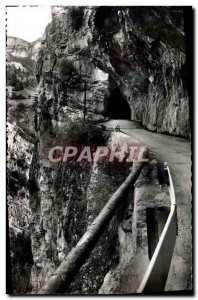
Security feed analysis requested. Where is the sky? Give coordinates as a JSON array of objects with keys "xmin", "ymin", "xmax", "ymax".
[{"xmin": 6, "ymin": 6, "xmax": 52, "ymax": 42}]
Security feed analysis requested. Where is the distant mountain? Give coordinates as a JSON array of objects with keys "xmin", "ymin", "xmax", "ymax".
[
  {"xmin": 6, "ymin": 36, "xmax": 41, "ymax": 89},
  {"xmin": 7, "ymin": 36, "xmax": 41, "ymax": 61},
  {"xmin": 31, "ymin": 38, "xmax": 42, "ymax": 61}
]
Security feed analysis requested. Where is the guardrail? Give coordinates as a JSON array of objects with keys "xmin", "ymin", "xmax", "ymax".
[
  {"xmin": 38, "ymin": 162, "xmax": 145, "ymax": 294},
  {"xmin": 137, "ymin": 163, "xmax": 177, "ymax": 293}
]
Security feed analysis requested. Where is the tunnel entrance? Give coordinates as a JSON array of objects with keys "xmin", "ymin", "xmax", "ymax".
[{"xmin": 105, "ymin": 87, "xmax": 131, "ymax": 120}]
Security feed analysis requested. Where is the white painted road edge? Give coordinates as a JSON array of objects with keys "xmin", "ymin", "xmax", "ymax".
[{"xmin": 137, "ymin": 165, "xmax": 176, "ymax": 293}]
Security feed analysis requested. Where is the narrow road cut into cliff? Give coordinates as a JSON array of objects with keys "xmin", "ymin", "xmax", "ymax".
[{"xmin": 103, "ymin": 119, "xmax": 192, "ymax": 291}]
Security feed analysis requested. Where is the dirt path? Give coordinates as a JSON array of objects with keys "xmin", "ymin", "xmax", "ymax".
[{"xmin": 103, "ymin": 119, "xmax": 192, "ymax": 291}]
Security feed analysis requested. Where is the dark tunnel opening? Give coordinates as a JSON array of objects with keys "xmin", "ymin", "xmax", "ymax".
[
  {"xmin": 104, "ymin": 87, "xmax": 131, "ymax": 120},
  {"xmin": 94, "ymin": 7, "xmax": 113, "ymax": 30}
]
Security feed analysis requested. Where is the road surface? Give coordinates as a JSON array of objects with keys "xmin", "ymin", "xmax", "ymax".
[{"xmin": 103, "ymin": 119, "xmax": 192, "ymax": 291}]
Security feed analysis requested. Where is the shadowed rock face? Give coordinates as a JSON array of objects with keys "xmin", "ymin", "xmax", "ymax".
[{"xmin": 36, "ymin": 6, "xmax": 190, "ymax": 137}]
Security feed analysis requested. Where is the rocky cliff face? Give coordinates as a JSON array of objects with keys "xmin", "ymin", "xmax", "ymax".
[
  {"xmin": 7, "ymin": 6, "xmax": 191, "ymax": 295},
  {"xmin": 7, "ymin": 123, "xmax": 35, "ymax": 293},
  {"xmin": 36, "ymin": 6, "xmax": 190, "ymax": 137},
  {"xmin": 7, "ymin": 120, "xmax": 134, "ymax": 294}
]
